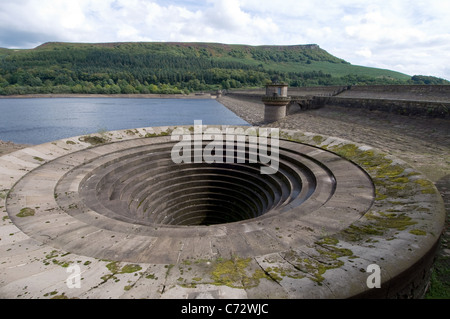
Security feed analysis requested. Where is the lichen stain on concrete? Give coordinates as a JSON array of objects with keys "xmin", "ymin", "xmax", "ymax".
[{"xmin": 16, "ymin": 207, "xmax": 35, "ymax": 217}]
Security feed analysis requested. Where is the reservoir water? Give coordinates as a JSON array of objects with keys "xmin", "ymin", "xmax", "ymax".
[{"xmin": 0, "ymin": 98, "xmax": 249, "ymax": 145}]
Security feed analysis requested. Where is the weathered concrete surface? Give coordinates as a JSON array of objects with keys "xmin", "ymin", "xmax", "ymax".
[
  {"xmin": 0, "ymin": 125, "xmax": 445, "ymax": 299},
  {"xmin": 314, "ymin": 96, "xmax": 450, "ymax": 118},
  {"xmin": 220, "ymin": 93, "xmax": 450, "ymax": 297}
]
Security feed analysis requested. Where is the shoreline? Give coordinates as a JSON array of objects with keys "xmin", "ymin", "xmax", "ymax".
[
  {"xmin": 0, "ymin": 93, "xmax": 218, "ymax": 99},
  {"xmin": 0, "ymin": 140, "xmax": 31, "ymax": 156},
  {"xmin": 216, "ymin": 95, "xmax": 265, "ymax": 125}
]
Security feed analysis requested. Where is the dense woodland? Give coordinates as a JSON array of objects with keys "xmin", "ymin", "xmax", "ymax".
[{"xmin": 0, "ymin": 42, "xmax": 448, "ymax": 95}]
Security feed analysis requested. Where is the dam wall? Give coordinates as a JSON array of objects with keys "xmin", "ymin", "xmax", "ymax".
[
  {"xmin": 337, "ymin": 85, "xmax": 450, "ymax": 102},
  {"xmin": 314, "ymin": 96, "xmax": 450, "ymax": 118},
  {"xmin": 227, "ymin": 85, "xmax": 450, "ymax": 118}
]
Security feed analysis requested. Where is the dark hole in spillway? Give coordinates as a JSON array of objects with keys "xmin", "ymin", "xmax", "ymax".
[
  {"xmin": 127, "ymin": 161, "xmax": 288, "ymax": 226},
  {"xmin": 78, "ymin": 140, "xmax": 330, "ymax": 227}
]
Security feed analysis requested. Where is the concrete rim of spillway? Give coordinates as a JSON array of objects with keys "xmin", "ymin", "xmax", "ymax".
[{"xmin": 0, "ymin": 125, "xmax": 445, "ymax": 299}]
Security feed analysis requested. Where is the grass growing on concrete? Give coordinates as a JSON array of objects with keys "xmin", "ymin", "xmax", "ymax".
[
  {"xmin": 79, "ymin": 135, "xmax": 108, "ymax": 145},
  {"xmin": 16, "ymin": 207, "xmax": 35, "ymax": 217},
  {"xmin": 210, "ymin": 256, "xmax": 267, "ymax": 289}
]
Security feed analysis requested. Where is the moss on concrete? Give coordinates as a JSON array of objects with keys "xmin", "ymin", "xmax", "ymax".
[
  {"xmin": 313, "ymin": 135, "xmax": 324, "ymax": 144},
  {"xmin": 271, "ymin": 238, "xmax": 355, "ymax": 284},
  {"xmin": 16, "ymin": 207, "xmax": 35, "ymax": 218},
  {"xmin": 339, "ymin": 210, "xmax": 419, "ymax": 243},
  {"xmin": 144, "ymin": 129, "xmax": 172, "ymax": 138},
  {"xmin": 409, "ymin": 229, "xmax": 427, "ymax": 236},
  {"xmin": 0, "ymin": 189, "xmax": 8, "ymax": 200},
  {"xmin": 316, "ymin": 237, "xmax": 354, "ymax": 259},
  {"xmin": 329, "ymin": 143, "xmax": 360, "ymax": 158},
  {"xmin": 341, "ymin": 224, "xmax": 384, "ymax": 242},
  {"xmin": 120, "ymin": 264, "xmax": 142, "ymax": 273},
  {"xmin": 106, "ymin": 261, "xmax": 142, "ymax": 274},
  {"xmin": 79, "ymin": 135, "xmax": 108, "ymax": 145},
  {"xmin": 366, "ymin": 211, "xmax": 417, "ymax": 231},
  {"xmin": 210, "ymin": 256, "xmax": 268, "ymax": 289},
  {"xmin": 415, "ymin": 179, "xmax": 438, "ymax": 195}
]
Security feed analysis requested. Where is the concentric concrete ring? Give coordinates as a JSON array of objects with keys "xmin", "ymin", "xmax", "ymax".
[
  {"xmin": 0, "ymin": 126, "xmax": 445, "ymax": 299},
  {"xmin": 6, "ymin": 130, "xmax": 373, "ymax": 262}
]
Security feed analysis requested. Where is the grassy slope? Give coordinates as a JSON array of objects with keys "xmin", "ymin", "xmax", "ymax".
[
  {"xmin": 16, "ymin": 41, "xmax": 410, "ymax": 81},
  {"xmin": 260, "ymin": 60, "xmax": 410, "ymax": 79}
]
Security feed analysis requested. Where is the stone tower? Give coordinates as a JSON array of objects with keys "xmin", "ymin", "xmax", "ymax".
[{"xmin": 262, "ymin": 82, "xmax": 291, "ymax": 122}]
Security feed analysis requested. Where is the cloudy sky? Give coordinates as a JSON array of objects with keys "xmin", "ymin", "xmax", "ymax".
[{"xmin": 1, "ymin": 0, "xmax": 449, "ymax": 80}]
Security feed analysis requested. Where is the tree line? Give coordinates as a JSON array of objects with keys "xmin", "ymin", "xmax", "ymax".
[{"xmin": 0, "ymin": 44, "xmax": 447, "ymax": 95}]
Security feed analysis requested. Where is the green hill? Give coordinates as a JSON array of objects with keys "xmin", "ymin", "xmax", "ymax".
[{"xmin": 0, "ymin": 41, "xmax": 444, "ymax": 95}]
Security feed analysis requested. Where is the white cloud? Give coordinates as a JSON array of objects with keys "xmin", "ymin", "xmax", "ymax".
[
  {"xmin": 0, "ymin": 0, "xmax": 449, "ymax": 80},
  {"xmin": 196, "ymin": 0, "xmax": 279, "ymax": 44},
  {"xmin": 356, "ymin": 48, "xmax": 372, "ymax": 58}
]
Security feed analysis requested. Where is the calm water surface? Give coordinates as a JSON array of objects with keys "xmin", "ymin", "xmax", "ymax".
[{"xmin": 0, "ymin": 98, "xmax": 249, "ymax": 145}]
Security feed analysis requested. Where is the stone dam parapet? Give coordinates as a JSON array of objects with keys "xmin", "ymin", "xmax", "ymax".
[
  {"xmin": 314, "ymin": 96, "xmax": 450, "ymax": 118},
  {"xmin": 226, "ymin": 85, "xmax": 450, "ymax": 119}
]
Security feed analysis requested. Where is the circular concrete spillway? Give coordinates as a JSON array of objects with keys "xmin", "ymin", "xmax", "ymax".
[
  {"xmin": 0, "ymin": 126, "xmax": 445, "ymax": 299},
  {"xmin": 74, "ymin": 139, "xmax": 340, "ymax": 227},
  {"xmin": 21, "ymin": 134, "xmax": 372, "ymax": 250}
]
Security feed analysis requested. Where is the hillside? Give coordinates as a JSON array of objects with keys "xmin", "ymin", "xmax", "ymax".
[{"xmin": 0, "ymin": 41, "xmax": 445, "ymax": 95}]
